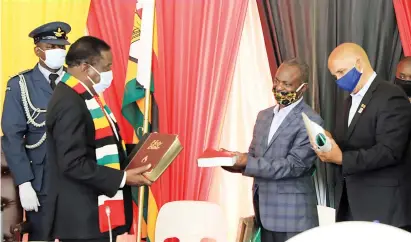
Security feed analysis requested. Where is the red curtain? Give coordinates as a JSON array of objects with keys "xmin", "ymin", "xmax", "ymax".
[
  {"xmin": 87, "ymin": 0, "xmax": 249, "ymax": 226},
  {"xmin": 394, "ymin": 0, "xmax": 411, "ymax": 56},
  {"xmin": 87, "ymin": 0, "xmax": 137, "ymax": 143},
  {"xmin": 152, "ymin": 0, "xmax": 249, "ymax": 208}
]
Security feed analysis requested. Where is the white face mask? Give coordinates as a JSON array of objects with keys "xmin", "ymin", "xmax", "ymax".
[
  {"xmin": 87, "ymin": 65, "xmax": 113, "ymax": 94},
  {"xmin": 38, "ymin": 48, "xmax": 66, "ymax": 69}
]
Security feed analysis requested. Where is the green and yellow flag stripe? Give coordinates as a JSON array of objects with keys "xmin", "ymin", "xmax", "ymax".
[{"xmin": 121, "ymin": 6, "xmax": 159, "ymax": 242}]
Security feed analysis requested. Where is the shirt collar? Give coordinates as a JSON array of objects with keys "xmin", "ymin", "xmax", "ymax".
[
  {"xmin": 38, "ymin": 63, "xmax": 64, "ymax": 82},
  {"xmin": 273, "ymin": 97, "xmax": 303, "ymax": 114},
  {"xmin": 351, "ymin": 71, "xmax": 377, "ymax": 98}
]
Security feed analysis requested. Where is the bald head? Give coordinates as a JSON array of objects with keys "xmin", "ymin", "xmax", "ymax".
[
  {"xmin": 328, "ymin": 43, "xmax": 373, "ymax": 93},
  {"xmin": 396, "ymin": 56, "xmax": 411, "ymax": 81},
  {"xmin": 328, "ymin": 43, "xmax": 372, "ymax": 78}
]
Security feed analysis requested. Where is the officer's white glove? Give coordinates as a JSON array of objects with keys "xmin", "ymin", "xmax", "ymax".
[{"xmin": 18, "ymin": 182, "xmax": 40, "ymax": 212}]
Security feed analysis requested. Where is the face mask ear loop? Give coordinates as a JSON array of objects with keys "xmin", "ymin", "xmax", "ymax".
[
  {"xmin": 87, "ymin": 64, "xmax": 101, "ymax": 87},
  {"xmin": 37, "ymin": 47, "xmax": 46, "ymax": 63},
  {"xmin": 356, "ymin": 65, "xmax": 363, "ymax": 74},
  {"xmin": 354, "ymin": 59, "xmax": 364, "ymax": 74},
  {"xmin": 295, "ymin": 83, "xmax": 307, "ymax": 100},
  {"xmin": 87, "ymin": 76, "xmax": 97, "ymax": 85},
  {"xmin": 88, "ymin": 64, "xmax": 101, "ymax": 75},
  {"xmin": 296, "ymin": 83, "xmax": 306, "ymax": 93}
]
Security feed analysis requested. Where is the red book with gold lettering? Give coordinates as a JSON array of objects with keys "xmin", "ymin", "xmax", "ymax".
[{"xmin": 125, "ymin": 133, "xmax": 183, "ymax": 182}]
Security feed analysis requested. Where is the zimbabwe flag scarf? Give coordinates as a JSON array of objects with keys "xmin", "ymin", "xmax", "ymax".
[{"xmin": 61, "ymin": 73, "xmax": 127, "ymax": 232}]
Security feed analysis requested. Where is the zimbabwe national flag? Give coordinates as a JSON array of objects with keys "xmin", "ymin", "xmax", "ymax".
[{"xmin": 121, "ymin": 3, "xmax": 159, "ymax": 242}]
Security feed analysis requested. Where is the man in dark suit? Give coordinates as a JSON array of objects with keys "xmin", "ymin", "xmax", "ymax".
[
  {"xmin": 1, "ymin": 21, "xmax": 71, "ymax": 241},
  {"xmin": 45, "ymin": 36, "xmax": 152, "ymax": 242},
  {"xmin": 226, "ymin": 59, "xmax": 323, "ymax": 242},
  {"xmin": 394, "ymin": 56, "xmax": 411, "ymax": 101},
  {"xmin": 315, "ymin": 43, "xmax": 411, "ymax": 229}
]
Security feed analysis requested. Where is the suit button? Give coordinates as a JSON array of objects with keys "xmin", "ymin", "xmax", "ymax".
[{"xmin": 30, "ymin": 160, "xmax": 32, "ymax": 163}]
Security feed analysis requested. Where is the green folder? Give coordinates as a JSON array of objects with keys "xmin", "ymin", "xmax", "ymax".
[{"xmin": 250, "ymin": 227, "xmax": 261, "ymax": 242}]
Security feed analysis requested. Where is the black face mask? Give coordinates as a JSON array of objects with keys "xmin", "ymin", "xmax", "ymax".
[{"xmin": 394, "ymin": 78, "xmax": 411, "ymax": 97}]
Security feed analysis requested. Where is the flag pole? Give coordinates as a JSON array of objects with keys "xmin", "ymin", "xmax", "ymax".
[
  {"xmin": 136, "ymin": 84, "xmax": 151, "ymax": 242},
  {"xmin": 136, "ymin": 0, "xmax": 155, "ymax": 241}
]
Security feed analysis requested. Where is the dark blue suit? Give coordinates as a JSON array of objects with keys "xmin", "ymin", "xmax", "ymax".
[{"xmin": 1, "ymin": 64, "xmax": 54, "ymax": 240}]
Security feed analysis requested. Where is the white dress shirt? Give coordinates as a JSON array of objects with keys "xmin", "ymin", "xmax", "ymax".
[
  {"xmin": 268, "ymin": 98, "xmax": 303, "ymax": 144},
  {"xmin": 348, "ymin": 72, "xmax": 377, "ymax": 126},
  {"xmin": 102, "ymin": 105, "xmax": 127, "ymax": 188},
  {"xmin": 38, "ymin": 63, "xmax": 64, "ymax": 84}
]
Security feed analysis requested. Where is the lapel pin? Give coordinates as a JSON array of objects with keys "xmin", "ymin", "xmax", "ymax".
[{"xmin": 358, "ymin": 104, "xmax": 366, "ymax": 114}]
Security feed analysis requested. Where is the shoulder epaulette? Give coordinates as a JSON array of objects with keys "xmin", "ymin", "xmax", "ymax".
[{"xmin": 10, "ymin": 69, "xmax": 32, "ymax": 79}]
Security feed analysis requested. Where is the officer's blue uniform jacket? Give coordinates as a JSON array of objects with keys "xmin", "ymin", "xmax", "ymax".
[{"xmin": 1, "ymin": 64, "xmax": 53, "ymax": 194}]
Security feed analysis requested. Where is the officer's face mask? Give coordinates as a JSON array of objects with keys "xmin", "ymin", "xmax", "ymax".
[
  {"xmin": 394, "ymin": 77, "xmax": 411, "ymax": 97},
  {"xmin": 87, "ymin": 65, "xmax": 113, "ymax": 94},
  {"xmin": 37, "ymin": 48, "xmax": 66, "ymax": 69}
]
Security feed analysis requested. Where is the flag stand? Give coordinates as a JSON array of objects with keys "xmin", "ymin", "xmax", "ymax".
[{"xmin": 137, "ymin": 84, "xmax": 151, "ymax": 242}]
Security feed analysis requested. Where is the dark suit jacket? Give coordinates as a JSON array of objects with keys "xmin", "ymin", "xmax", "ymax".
[
  {"xmin": 334, "ymin": 75, "xmax": 411, "ymax": 227},
  {"xmin": 44, "ymin": 82, "xmax": 133, "ymax": 240}
]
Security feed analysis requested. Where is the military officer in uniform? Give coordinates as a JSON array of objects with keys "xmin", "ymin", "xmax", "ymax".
[{"xmin": 1, "ymin": 21, "xmax": 71, "ymax": 241}]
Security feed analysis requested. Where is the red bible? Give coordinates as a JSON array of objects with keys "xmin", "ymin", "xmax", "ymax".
[{"xmin": 125, "ymin": 133, "xmax": 183, "ymax": 182}]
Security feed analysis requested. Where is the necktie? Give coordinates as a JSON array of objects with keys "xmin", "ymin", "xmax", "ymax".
[
  {"xmin": 343, "ymin": 96, "xmax": 352, "ymax": 129},
  {"xmin": 49, "ymin": 74, "xmax": 59, "ymax": 90}
]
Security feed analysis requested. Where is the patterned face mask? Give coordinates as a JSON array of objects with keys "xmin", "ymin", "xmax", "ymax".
[{"xmin": 273, "ymin": 83, "xmax": 306, "ymax": 106}]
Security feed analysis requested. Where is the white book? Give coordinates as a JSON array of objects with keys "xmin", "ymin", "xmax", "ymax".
[
  {"xmin": 301, "ymin": 112, "xmax": 332, "ymax": 152},
  {"xmin": 197, "ymin": 149, "xmax": 237, "ymax": 167},
  {"xmin": 317, "ymin": 205, "xmax": 336, "ymax": 226}
]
